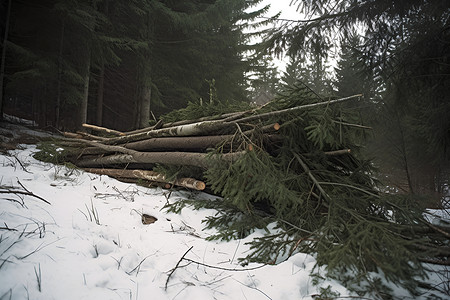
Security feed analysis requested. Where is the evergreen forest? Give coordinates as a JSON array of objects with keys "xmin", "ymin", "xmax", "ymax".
[
  {"xmin": 1, "ymin": 0, "xmax": 450, "ymax": 298},
  {"xmin": 0, "ymin": 0, "xmax": 274, "ymax": 130}
]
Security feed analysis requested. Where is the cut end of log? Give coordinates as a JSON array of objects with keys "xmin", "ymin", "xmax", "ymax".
[
  {"xmin": 174, "ymin": 178, "xmax": 206, "ymax": 190},
  {"xmin": 196, "ymin": 181, "xmax": 206, "ymax": 190},
  {"xmin": 273, "ymin": 123, "xmax": 281, "ymax": 131}
]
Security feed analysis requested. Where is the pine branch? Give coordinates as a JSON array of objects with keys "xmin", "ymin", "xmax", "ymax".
[{"xmin": 292, "ymin": 152, "xmax": 331, "ymax": 202}]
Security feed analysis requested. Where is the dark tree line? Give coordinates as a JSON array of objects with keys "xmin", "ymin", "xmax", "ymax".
[{"xmin": 0, "ymin": 0, "xmax": 272, "ymax": 131}]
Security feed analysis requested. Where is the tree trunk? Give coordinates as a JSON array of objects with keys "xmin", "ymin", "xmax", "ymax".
[
  {"xmin": 0, "ymin": 0, "xmax": 12, "ymax": 121},
  {"xmin": 55, "ymin": 18, "xmax": 65, "ymax": 129},
  {"xmin": 139, "ymin": 80, "xmax": 151, "ymax": 129},
  {"xmin": 80, "ymin": 56, "xmax": 91, "ymax": 128},
  {"xmin": 96, "ymin": 64, "xmax": 104, "ymax": 126}
]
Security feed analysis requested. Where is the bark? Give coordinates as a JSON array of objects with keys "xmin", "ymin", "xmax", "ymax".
[{"xmin": 84, "ymin": 168, "xmax": 206, "ymax": 190}]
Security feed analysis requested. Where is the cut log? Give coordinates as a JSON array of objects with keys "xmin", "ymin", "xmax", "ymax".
[
  {"xmin": 104, "ymin": 120, "xmax": 233, "ymax": 145},
  {"xmin": 84, "ymin": 168, "xmax": 206, "ymax": 190},
  {"xmin": 76, "ymin": 150, "xmax": 245, "ymax": 168},
  {"xmin": 124, "ymin": 135, "xmax": 230, "ymax": 152}
]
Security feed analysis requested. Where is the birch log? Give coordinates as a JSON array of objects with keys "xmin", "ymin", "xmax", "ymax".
[
  {"xmin": 104, "ymin": 120, "xmax": 232, "ymax": 145},
  {"xmin": 84, "ymin": 168, "xmax": 206, "ymax": 190},
  {"xmin": 76, "ymin": 151, "xmax": 245, "ymax": 168}
]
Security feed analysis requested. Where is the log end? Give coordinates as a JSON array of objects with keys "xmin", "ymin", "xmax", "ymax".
[
  {"xmin": 273, "ymin": 123, "xmax": 281, "ymax": 131},
  {"xmin": 195, "ymin": 181, "xmax": 206, "ymax": 191}
]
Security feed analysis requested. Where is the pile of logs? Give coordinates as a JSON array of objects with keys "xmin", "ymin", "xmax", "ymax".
[{"xmin": 59, "ymin": 94, "xmax": 361, "ymax": 191}]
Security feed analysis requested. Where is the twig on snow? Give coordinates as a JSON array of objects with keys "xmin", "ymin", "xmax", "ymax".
[
  {"xmin": 165, "ymin": 246, "xmax": 194, "ymax": 291},
  {"xmin": 12, "ymin": 154, "xmax": 32, "ymax": 173},
  {"xmin": 0, "ymin": 180, "xmax": 51, "ymax": 205}
]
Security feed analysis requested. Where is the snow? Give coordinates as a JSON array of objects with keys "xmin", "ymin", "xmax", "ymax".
[{"xmin": 0, "ymin": 144, "xmax": 447, "ymax": 299}]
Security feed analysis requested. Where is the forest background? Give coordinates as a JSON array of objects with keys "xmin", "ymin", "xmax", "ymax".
[{"xmin": 0, "ymin": 0, "xmax": 449, "ymax": 203}]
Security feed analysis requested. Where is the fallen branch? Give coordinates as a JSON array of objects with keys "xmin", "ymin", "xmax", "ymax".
[
  {"xmin": 165, "ymin": 246, "xmax": 193, "ymax": 290},
  {"xmin": 0, "ymin": 181, "xmax": 51, "ymax": 205},
  {"xmin": 0, "ymin": 190, "xmax": 50, "ymax": 205}
]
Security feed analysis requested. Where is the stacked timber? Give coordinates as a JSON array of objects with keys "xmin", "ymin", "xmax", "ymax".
[{"xmin": 58, "ymin": 94, "xmax": 361, "ymax": 191}]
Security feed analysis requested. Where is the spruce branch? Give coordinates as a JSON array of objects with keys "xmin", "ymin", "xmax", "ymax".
[
  {"xmin": 292, "ymin": 152, "xmax": 331, "ymax": 202},
  {"xmin": 316, "ymin": 181, "xmax": 379, "ymax": 198}
]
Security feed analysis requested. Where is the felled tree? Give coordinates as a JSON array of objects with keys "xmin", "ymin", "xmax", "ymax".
[{"xmin": 165, "ymin": 84, "xmax": 449, "ymax": 298}]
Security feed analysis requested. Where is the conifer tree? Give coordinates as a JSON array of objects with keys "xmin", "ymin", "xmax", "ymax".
[
  {"xmin": 264, "ymin": 0, "xmax": 450, "ymax": 200},
  {"xmin": 280, "ymin": 55, "xmax": 333, "ymax": 97}
]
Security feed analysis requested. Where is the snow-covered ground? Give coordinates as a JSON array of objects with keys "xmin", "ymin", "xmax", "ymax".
[{"xmin": 0, "ymin": 144, "xmax": 448, "ymax": 299}]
